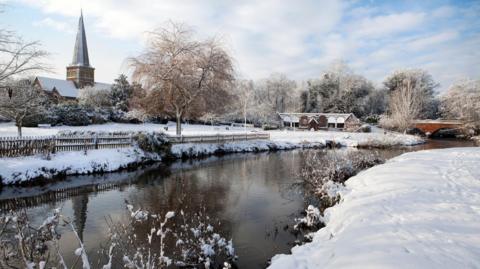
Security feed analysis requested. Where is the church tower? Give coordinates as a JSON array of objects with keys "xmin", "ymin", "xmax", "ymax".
[{"xmin": 66, "ymin": 11, "xmax": 94, "ymax": 88}]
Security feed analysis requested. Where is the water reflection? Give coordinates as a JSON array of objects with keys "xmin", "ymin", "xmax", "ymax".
[{"xmin": 0, "ymin": 139, "xmax": 475, "ymax": 268}]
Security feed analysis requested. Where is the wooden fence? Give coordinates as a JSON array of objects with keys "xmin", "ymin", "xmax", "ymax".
[
  {"xmin": 168, "ymin": 132, "xmax": 270, "ymax": 144},
  {"xmin": 0, "ymin": 132, "xmax": 270, "ymax": 157},
  {"xmin": 0, "ymin": 135, "xmax": 133, "ymax": 158}
]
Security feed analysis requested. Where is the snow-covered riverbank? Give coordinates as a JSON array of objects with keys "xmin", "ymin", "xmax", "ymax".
[
  {"xmin": 269, "ymin": 147, "xmax": 480, "ymax": 269},
  {"xmin": 0, "ymin": 122, "xmax": 424, "ymax": 184},
  {"xmin": 0, "ymin": 148, "xmax": 158, "ymax": 184},
  {"xmin": 0, "ymin": 139, "xmax": 326, "ymax": 184}
]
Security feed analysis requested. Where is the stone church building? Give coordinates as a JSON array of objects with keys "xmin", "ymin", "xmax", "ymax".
[{"xmin": 34, "ymin": 11, "xmax": 110, "ymax": 101}]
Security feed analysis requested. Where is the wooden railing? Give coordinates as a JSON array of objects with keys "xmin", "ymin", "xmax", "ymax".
[
  {"xmin": 0, "ymin": 132, "xmax": 270, "ymax": 157},
  {"xmin": 168, "ymin": 133, "xmax": 270, "ymax": 144},
  {"xmin": 0, "ymin": 135, "xmax": 133, "ymax": 158}
]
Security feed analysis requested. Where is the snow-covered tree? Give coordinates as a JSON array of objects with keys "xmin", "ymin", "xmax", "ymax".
[
  {"xmin": 230, "ymin": 79, "xmax": 255, "ymax": 126},
  {"xmin": 383, "ymin": 69, "xmax": 439, "ymax": 119},
  {"xmin": 110, "ymin": 74, "xmax": 134, "ymax": 111},
  {"xmin": 363, "ymin": 89, "xmax": 387, "ymax": 117},
  {"xmin": 78, "ymin": 86, "xmax": 112, "ymax": 108},
  {"xmin": 380, "ymin": 69, "xmax": 440, "ymax": 131},
  {"xmin": 0, "ymin": 79, "xmax": 46, "ymax": 136},
  {"xmin": 131, "ymin": 22, "xmax": 235, "ymax": 135},
  {"xmin": 303, "ymin": 61, "xmax": 374, "ymax": 117},
  {"xmin": 380, "ymin": 77, "xmax": 422, "ymax": 131},
  {"xmin": 248, "ymin": 73, "xmax": 298, "ymax": 124},
  {"xmin": 441, "ymin": 79, "xmax": 480, "ymax": 129}
]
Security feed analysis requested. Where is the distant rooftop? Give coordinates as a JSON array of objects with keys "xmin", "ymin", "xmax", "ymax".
[{"xmin": 36, "ymin": 76, "xmax": 110, "ymax": 98}]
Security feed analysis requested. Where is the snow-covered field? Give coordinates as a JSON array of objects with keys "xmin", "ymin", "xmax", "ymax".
[
  {"xmin": 269, "ymin": 147, "xmax": 480, "ymax": 269},
  {"xmin": 0, "ymin": 122, "xmax": 423, "ymax": 147},
  {"xmin": 0, "ymin": 122, "xmax": 251, "ymax": 137}
]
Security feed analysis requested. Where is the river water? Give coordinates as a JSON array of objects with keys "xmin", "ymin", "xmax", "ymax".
[{"xmin": 0, "ymin": 139, "xmax": 475, "ymax": 268}]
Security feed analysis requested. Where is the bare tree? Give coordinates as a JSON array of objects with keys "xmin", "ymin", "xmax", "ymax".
[
  {"xmin": 130, "ymin": 22, "xmax": 235, "ymax": 135},
  {"xmin": 234, "ymin": 79, "xmax": 254, "ymax": 130},
  {"xmin": 441, "ymin": 79, "xmax": 480, "ymax": 129},
  {"xmin": 384, "ymin": 69, "xmax": 439, "ymax": 119},
  {"xmin": 0, "ymin": 27, "xmax": 49, "ymax": 83},
  {"xmin": 380, "ymin": 78, "xmax": 421, "ymax": 131},
  {"xmin": 251, "ymin": 73, "xmax": 297, "ymax": 125},
  {"xmin": 0, "ymin": 79, "xmax": 46, "ymax": 136}
]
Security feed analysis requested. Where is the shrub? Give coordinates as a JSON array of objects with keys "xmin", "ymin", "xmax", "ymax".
[
  {"xmin": 302, "ymin": 150, "xmax": 384, "ymax": 201},
  {"xmin": 22, "ymin": 109, "xmax": 59, "ymax": 127},
  {"xmin": 109, "ymin": 109, "xmax": 142, "ymax": 123},
  {"xmin": 54, "ymin": 104, "xmax": 91, "ymax": 126},
  {"xmin": 78, "ymin": 86, "xmax": 112, "ymax": 107},
  {"xmin": 364, "ymin": 114, "xmax": 380, "ymax": 124},
  {"xmin": 133, "ymin": 132, "xmax": 171, "ymax": 155}
]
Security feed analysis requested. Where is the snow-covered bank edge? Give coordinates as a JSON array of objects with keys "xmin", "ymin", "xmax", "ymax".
[
  {"xmin": 0, "ymin": 128, "xmax": 424, "ymax": 185},
  {"xmin": 170, "ymin": 139, "xmax": 327, "ymax": 158},
  {"xmin": 269, "ymin": 147, "xmax": 480, "ymax": 269},
  {"xmin": 0, "ymin": 139, "xmax": 328, "ymax": 185},
  {"xmin": 0, "ymin": 148, "xmax": 160, "ymax": 185}
]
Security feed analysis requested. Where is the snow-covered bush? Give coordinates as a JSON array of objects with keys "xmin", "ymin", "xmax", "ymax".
[
  {"xmin": 52, "ymin": 103, "xmax": 91, "ymax": 126},
  {"xmin": 133, "ymin": 132, "xmax": 171, "ymax": 155},
  {"xmin": 0, "ymin": 205, "xmax": 236, "ymax": 268},
  {"xmin": 109, "ymin": 109, "xmax": 143, "ymax": 123},
  {"xmin": 294, "ymin": 205, "xmax": 323, "ymax": 230},
  {"xmin": 363, "ymin": 114, "xmax": 380, "ymax": 124},
  {"xmin": 22, "ymin": 108, "xmax": 59, "ymax": 127},
  {"xmin": 104, "ymin": 204, "xmax": 236, "ymax": 268},
  {"xmin": 292, "ymin": 150, "xmax": 384, "ymax": 242},
  {"xmin": 0, "ymin": 208, "xmax": 90, "ymax": 269},
  {"xmin": 302, "ymin": 150, "xmax": 384, "ymax": 204},
  {"xmin": 78, "ymin": 86, "xmax": 112, "ymax": 108}
]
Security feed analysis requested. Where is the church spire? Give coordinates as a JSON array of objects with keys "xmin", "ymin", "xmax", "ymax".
[
  {"xmin": 66, "ymin": 10, "xmax": 94, "ymax": 88},
  {"xmin": 71, "ymin": 9, "xmax": 90, "ymax": 67}
]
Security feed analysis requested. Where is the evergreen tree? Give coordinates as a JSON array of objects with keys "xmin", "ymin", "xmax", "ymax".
[{"xmin": 110, "ymin": 74, "xmax": 134, "ymax": 111}]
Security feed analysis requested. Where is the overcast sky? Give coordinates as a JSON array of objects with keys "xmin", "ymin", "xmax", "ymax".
[{"xmin": 2, "ymin": 0, "xmax": 479, "ymax": 91}]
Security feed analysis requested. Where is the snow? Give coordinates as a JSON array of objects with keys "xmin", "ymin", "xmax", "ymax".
[
  {"xmin": 0, "ymin": 122, "xmax": 254, "ymax": 137},
  {"xmin": 0, "ymin": 148, "xmax": 153, "ymax": 184},
  {"xmin": 269, "ymin": 147, "xmax": 480, "ymax": 269},
  {"xmin": 269, "ymin": 128, "xmax": 423, "ymax": 147},
  {"xmin": 170, "ymin": 139, "xmax": 324, "ymax": 158},
  {"xmin": 0, "ymin": 122, "xmax": 423, "ymax": 148},
  {"xmin": 36, "ymin": 76, "xmax": 110, "ymax": 98},
  {"xmin": 0, "ymin": 122, "xmax": 424, "ymax": 184}
]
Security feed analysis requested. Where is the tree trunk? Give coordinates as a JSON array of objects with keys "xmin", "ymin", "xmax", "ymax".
[
  {"xmin": 16, "ymin": 120, "xmax": 22, "ymax": 137},
  {"xmin": 244, "ymin": 103, "xmax": 247, "ymax": 133},
  {"xmin": 176, "ymin": 110, "xmax": 182, "ymax": 136}
]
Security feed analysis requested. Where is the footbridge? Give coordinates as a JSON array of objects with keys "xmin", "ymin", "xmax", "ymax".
[{"xmin": 411, "ymin": 120, "xmax": 464, "ymax": 136}]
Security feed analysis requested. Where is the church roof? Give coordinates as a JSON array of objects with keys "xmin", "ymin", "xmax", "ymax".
[
  {"xmin": 70, "ymin": 11, "xmax": 90, "ymax": 67},
  {"xmin": 36, "ymin": 77, "xmax": 110, "ymax": 98}
]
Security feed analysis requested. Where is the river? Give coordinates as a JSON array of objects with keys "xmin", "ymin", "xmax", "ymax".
[{"xmin": 0, "ymin": 138, "xmax": 475, "ymax": 268}]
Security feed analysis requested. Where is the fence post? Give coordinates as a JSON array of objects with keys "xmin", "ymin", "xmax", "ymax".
[
  {"xmin": 94, "ymin": 134, "xmax": 99, "ymax": 149},
  {"xmin": 52, "ymin": 135, "xmax": 56, "ymax": 154}
]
